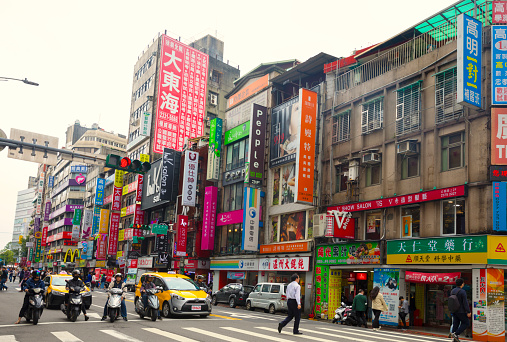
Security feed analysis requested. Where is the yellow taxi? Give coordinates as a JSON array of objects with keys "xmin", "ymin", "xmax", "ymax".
[
  {"xmin": 43, "ymin": 274, "xmax": 92, "ymax": 309},
  {"xmin": 134, "ymin": 272, "xmax": 211, "ymax": 318}
]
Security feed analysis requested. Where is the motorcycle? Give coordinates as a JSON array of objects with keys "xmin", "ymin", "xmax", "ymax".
[
  {"xmin": 135, "ymin": 287, "xmax": 161, "ymax": 321},
  {"xmin": 107, "ymin": 288, "xmax": 124, "ymax": 322},
  {"xmin": 342, "ymin": 307, "xmax": 358, "ymax": 326},
  {"xmin": 332, "ymin": 302, "xmax": 349, "ymax": 324},
  {"xmin": 61, "ymin": 282, "xmax": 85, "ymax": 322},
  {"xmin": 24, "ymin": 288, "xmax": 44, "ymax": 325}
]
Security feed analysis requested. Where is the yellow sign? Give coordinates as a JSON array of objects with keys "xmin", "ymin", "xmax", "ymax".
[
  {"xmin": 120, "ymin": 207, "xmax": 127, "ymax": 217},
  {"xmin": 18, "ymin": 235, "xmax": 23, "ymax": 244},
  {"xmin": 118, "ymin": 229, "xmax": 125, "ymax": 242},
  {"xmin": 116, "ymin": 251, "xmax": 123, "ymax": 259},
  {"xmin": 122, "ymin": 184, "xmax": 128, "ymax": 195},
  {"xmin": 96, "ymin": 260, "xmax": 106, "ymax": 267},
  {"xmin": 328, "ymin": 270, "xmax": 342, "ymax": 320},
  {"xmin": 63, "ymin": 248, "xmax": 80, "ymax": 263},
  {"xmin": 114, "ymin": 170, "xmax": 124, "ymax": 188},
  {"xmin": 140, "ymin": 154, "xmax": 150, "ymax": 163},
  {"xmin": 487, "ymin": 235, "xmax": 507, "ymax": 264},
  {"xmin": 35, "ymin": 232, "xmax": 42, "ymax": 239},
  {"xmin": 99, "ymin": 209, "xmax": 110, "ymax": 234},
  {"xmin": 387, "ymin": 252, "xmax": 487, "ymax": 264}
]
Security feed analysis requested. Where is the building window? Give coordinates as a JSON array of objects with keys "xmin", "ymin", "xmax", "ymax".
[
  {"xmin": 435, "ymin": 67, "xmax": 462, "ymax": 124},
  {"xmin": 401, "ymin": 205, "xmax": 420, "ymax": 238},
  {"xmin": 365, "ymin": 211, "xmax": 381, "ymax": 240},
  {"xmin": 335, "ymin": 165, "xmax": 349, "ymax": 193},
  {"xmin": 401, "ymin": 155, "xmax": 419, "ymax": 179},
  {"xmin": 225, "ymin": 138, "xmax": 249, "ymax": 171},
  {"xmin": 396, "ymin": 81, "xmax": 421, "ymax": 136},
  {"xmin": 361, "ymin": 97, "xmax": 383, "ymax": 134},
  {"xmin": 441, "ymin": 132, "xmax": 464, "ymax": 171},
  {"xmin": 442, "ymin": 198, "xmax": 465, "ymax": 235},
  {"xmin": 223, "ymin": 183, "xmax": 244, "ymax": 212},
  {"xmin": 216, "ymin": 224, "xmax": 242, "ymax": 255},
  {"xmin": 365, "ymin": 164, "xmax": 381, "ymax": 186},
  {"xmin": 272, "ymin": 169, "xmax": 280, "ymax": 205},
  {"xmin": 332, "ymin": 110, "xmax": 350, "ymax": 143}
]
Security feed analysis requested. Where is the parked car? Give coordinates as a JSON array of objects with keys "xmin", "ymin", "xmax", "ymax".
[
  {"xmin": 134, "ymin": 272, "xmax": 211, "ymax": 318},
  {"xmin": 43, "ymin": 274, "xmax": 92, "ymax": 310},
  {"xmin": 246, "ymin": 283, "xmax": 288, "ymax": 314},
  {"xmin": 212, "ymin": 284, "xmax": 254, "ymax": 308}
]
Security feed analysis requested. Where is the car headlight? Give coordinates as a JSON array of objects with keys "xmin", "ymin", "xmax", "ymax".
[
  {"xmin": 171, "ymin": 294, "xmax": 185, "ymax": 301},
  {"xmin": 82, "ymin": 291, "xmax": 91, "ymax": 296},
  {"xmin": 52, "ymin": 290, "xmax": 65, "ymax": 296},
  {"xmin": 206, "ymin": 294, "xmax": 211, "ymax": 301}
]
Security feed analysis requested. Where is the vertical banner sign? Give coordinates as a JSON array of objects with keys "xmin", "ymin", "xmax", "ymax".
[
  {"xmin": 487, "ymin": 268, "xmax": 505, "ymax": 341},
  {"xmin": 34, "ymin": 217, "xmax": 40, "ymax": 233},
  {"xmin": 270, "ymin": 97, "xmax": 299, "ymax": 168},
  {"xmin": 181, "ymin": 150, "xmax": 199, "ymax": 207},
  {"xmin": 140, "ymin": 112, "xmax": 152, "ymax": 136},
  {"xmin": 493, "ymin": 1, "xmax": 507, "ymax": 24},
  {"xmin": 155, "ymin": 233, "xmax": 169, "ymax": 252},
  {"xmin": 161, "ymin": 148, "xmax": 176, "ymax": 201},
  {"xmin": 473, "ymin": 268, "xmax": 490, "ymax": 341},
  {"xmin": 315, "ymin": 265, "xmax": 330, "ymax": 318},
  {"xmin": 135, "ymin": 174, "xmax": 144, "ymax": 202},
  {"xmin": 328, "ymin": 270, "xmax": 342, "ymax": 320},
  {"xmin": 36, "ymin": 172, "xmax": 44, "ymax": 215},
  {"xmin": 242, "ymin": 187, "xmax": 261, "ymax": 251},
  {"xmin": 201, "ymin": 186, "xmax": 218, "ymax": 250},
  {"xmin": 457, "ymin": 13, "xmax": 482, "ymax": 108},
  {"xmin": 107, "ymin": 212, "xmax": 121, "ymax": 256},
  {"xmin": 112, "ymin": 170, "xmax": 123, "ymax": 211},
  {"xmin": 295, "ymin": 88, "xmax": 318, "ymax": 204},
  {"xmin": 41, "ymin": 226, "xmax": 48, "ymax": 247},
  {"xmin": 493, "ymin": 182, "xmax": 507, "ymax": 231},
  {"xmin": 247, "ymin": 104, "xmax": 267, "ymax": 187},
  {"xmin": 86, "ymin": 240, "xmax": 94, "ymax": 259},
  {"xmin": 72, "ymin": 225, "xmax": 80, "ymax": 241},
  {"xmin": 72, "ymin": 209, "xmax": 82, "ymax": 225},
  {"xmin": 96, "ymin": 237, "xmax": 107, "ymax": 260},
  {"xmin": 28, "ymin": 248, "xmax": 33, "ymax": 262},
  {"xmin": 34, "ymin": 239, "xmax": 41, "ymax": 262},
  {"xmin": 176, "ymin": 215, "xmax": 188, "ymax": 256},
  {"xmin": 82, "ymin": 209, "xmax": 93, "ymax": 239},
  {"xmin": 99, "ymin": 209, "xmax": 110, "ymax": 234},
  {"xmin": 48, "ymin": 176, "xmax": 54, "ymax": 188},
  {"xmin": 492, "ymin": 107, "xmax": 507, "ymax": 165},
  {"xmin": 95, "ymin": 178, "xmax": 105, "ymax": 206},
  {"xmin": 373, "ymin": 268, "xmax": 400, "ymax": 326},
  {"xmin": 153, "ymin": 34, "xmax": 209, "ymax": 153},
  {"xmin": 207, "ymin": 118, "xmax": 223, "ymax": 182},
  {"xmin": 92, "ymin": 207, "xmax": 101, "ymax": 235},
  {"xmin": 43, "ymin": 201, "xmax": 51, "ymax": 222},
  {"xmin": 492, "ymin": 26, "xmax": 507, "ymax": 105},
  {"xmin": 134, "ymin": 204, "xmax": 145, "ymax": 225}
]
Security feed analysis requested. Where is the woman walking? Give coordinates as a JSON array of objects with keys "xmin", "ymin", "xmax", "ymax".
[{"xmin": 370, "ymin": 286, "xmax": 389, "ymax": 331}]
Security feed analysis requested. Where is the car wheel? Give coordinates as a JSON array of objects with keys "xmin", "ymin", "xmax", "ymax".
[
  {"xmin": 44, "ymin": 294, "xmax": 51, "ymax": 309},
  {"xmin": 212, "ymin": 296, "xmax": 218, "ymax": 306},
  {"xmin": 229, "ymin": 297, "xmax": 236, "ymax": 308},
  {"xmin": 246, "ymin": 301, "xmax": 254, "ymax": 311},
  {"xmin": 269, "ymin": 304, "xmax": 276, "ymax": 314},
  {"xmin": 162, "ymin": 302, "xmax": 172, "ymax": 318}
]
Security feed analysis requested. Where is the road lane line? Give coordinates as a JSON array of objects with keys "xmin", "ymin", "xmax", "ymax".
[
  {"xmin": 298, "ymin": 328, "xmax": 375, "ymax": 342},
  {"xmin": 144, "ymin": 328, "xmax": 198, "ymax": 342},
  {"xmin": 221, "ymin": 327, "xmax": 295, "ymax": 342},
  {"xmin": 86, "ymin": 313, "xmax": 101, "ymax": 319},
  {"xmin": 185, "ymin": 327, "xmax": 247, "ymax": 342},
  {"xmin": 341, "ymin": 327, "xmax": 450, "ymax": 341},
  {"xmin": 100, "ymin": 330, "xmax": 142, "ymax": 342},
  {"xmin": 51, "ymin": 331, "xmax": 83, "ymax": 342},
  {"xmin": 257, "ymin": 327, "xmax": 329, "ymax": 341},
  {"xmin": 209, "ymin": 314, "xmax": 241, "ymax": 320},
  {"xmin": 0, "ymin": 336, "xmax": 18, "ymax": 342}
]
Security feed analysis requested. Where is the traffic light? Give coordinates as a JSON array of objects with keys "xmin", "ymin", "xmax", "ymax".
[{"xmin": 105, "ymin": 154, "xmax": 151, "ymax": 174}]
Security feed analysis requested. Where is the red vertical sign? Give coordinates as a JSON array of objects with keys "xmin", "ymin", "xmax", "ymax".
[
  {"xmin": 96, "ymin": 238, "xmax": 107, "ymax": 260},
  {"xmin": 134, "ymin": 203, "xmax": 145, "ymax": 225},
  {"xmin": 136, "ymin": 174, "xmax": 144, "ymax": 202},
  {"xmin": 41, "ymin": 226, "xmax": 48, "ymax": 247},
  {"xmin": 112, "ymin": 186, "xmax": 122, "ymax": 211},
  {"xmin": 107, "ymin": 212, "xmax": 121, "ymax": 255},
  {"xmin": 176, "ymin": 215, "xmax": 188, "ymax": 256}
]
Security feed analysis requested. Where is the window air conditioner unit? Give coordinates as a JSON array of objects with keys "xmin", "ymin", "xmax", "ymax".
[
  {"xmin": 397, "ymin": 141, "xmax": 419, "ymax": 155},
  {"xmin": 313, "ymin": 213, "xmax": 328, "ymax": 237},
  {"xmin": 205, "ymin": 118, "xmax": 211, "ymax": 127},
  {"xmin": 210, "ymin": 93, "xmax": 218, "ymax": 106},
  {"xmin": 362, "ymin": 153, "xmax": 380, "ymax": 164},
  {"xmin": 348, "ymin": 160, "xmax": 359, "ymax": 181}
]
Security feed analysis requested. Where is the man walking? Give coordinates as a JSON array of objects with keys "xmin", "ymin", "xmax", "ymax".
[
  {"xmin": 352, "ymin": 289, "xmax": 368, "ymax": 328},
  {"xmin": 398, "ymin": 296, "xmax": 409, "ymax": 330},
  {"xmin": 278, "ymin": 273, "xmax": 302, "ymax": 335},
  {"xmin": 450, "ymin": 278, "xmax": 471, "ymax": 342},
  {"xmin": 0, "ymin": 267, "xmax": 8, "ymax": 291}
]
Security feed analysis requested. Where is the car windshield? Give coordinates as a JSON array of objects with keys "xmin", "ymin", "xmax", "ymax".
[
  {"xmin": 243, "ymin": 286, "xmax": 254, "ymax": 293},
  {"xmin": 164, "ymin": 277, "xmax": 200, "ymax": 291},
  {"xmin": 52, "ymin": 276, "xmax": 72, "ymax": 286}
]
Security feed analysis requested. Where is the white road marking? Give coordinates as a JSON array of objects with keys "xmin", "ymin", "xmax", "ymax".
[
  {"xmin": 100, "ymin": 329, "xmax": 143, "ymax": 342},
  {"xmin": 341, "ymin": 327, "xmax": 451, "ymax": 341},
  {"xmin": 144, "ymin": 328, "xmax": 199, "ymax": 342},
  {"xmin": 86, "ymin": 313, "xmax": 101, "ymax": 319},
  {"xmin": 257, "ymin": 327, "xmax": 329, "ymax": 341},
  {"xmin": 222, "ymin": 327, "xmax": 295, "ymax": 342},
  {"xmin": 299, "ymin": 328, "xmax": 375, "ymax": 342},
  {"xmin": 0, "ymin": 336, "xmax": 18, "ymax": 342},
  {"xmin": 185, "ymin": 327, "xmax": 247, "ymax": 342},
  {"xmin": 51, "ymin": 331, "xmax": 83, "ymax": 342}
]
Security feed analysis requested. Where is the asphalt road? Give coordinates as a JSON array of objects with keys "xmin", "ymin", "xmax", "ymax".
[{"xmin": 0, "ymin": 285, "xmax": 449, "ymax": 342}]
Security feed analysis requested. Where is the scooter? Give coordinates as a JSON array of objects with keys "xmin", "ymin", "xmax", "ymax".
[
  {"xmin": 107, "ymin": 288, "xmax": 124, "ymax": 322},
  {"xmin": 342, "ymin": 307, "xmax": 358, "ymax": 326},
  {"xmin": 332, "ymin": 302, "xmax": 349, "ymax": 324},
  {"xmin": 61, "ymin": 282, "xmax": 85, "ymax": 322},
  {"xmin": 24, "ymin": 288, "xmax": 44, "ymax": 325},
  {"xmin": 135, "ymin": 287, "xmax": 161, "ymax": 321}
]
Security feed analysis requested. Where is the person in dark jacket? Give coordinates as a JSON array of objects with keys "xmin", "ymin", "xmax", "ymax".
[
  {"xmin": 352, "ymin": 289, "xmax": 368, "ymax": 328},
  {"xmin": 140, "ymin": 274, "xmax": 161, "ymax": 319},
  {"xmin": 450, "ymin": 278, "xmax": 470, "ymax": 342},
  {"xmin": 65, "ymin": 270, "xmax": 89, "ymax": 321},
  {"xmin": 0, "ymin": 267, "xmax": 8, "ymax": 291},
  {"xmin": 15, "ymin": 270, "xmax": 45, "ymax": 324}
]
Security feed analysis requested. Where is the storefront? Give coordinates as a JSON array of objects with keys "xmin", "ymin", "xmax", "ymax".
[{"xmin": 210, "ymin": 258, "xmax": 259, "ymax": 292}]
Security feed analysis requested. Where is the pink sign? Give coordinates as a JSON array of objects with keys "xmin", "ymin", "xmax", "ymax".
[
  {"xmin": 136, "ymin": 174, "xmax": 144, "ymax": 202},
  {"xmin": 107, "ymin": 212, "xmax": 121, "ymax": 255},
  {"xmin": 259, "ymin": 257, "xmax": 310, "ymax": 272},
  {"xmin": 112, "ymin": 186, "xmax": 122, "ymax": 211},
  {"xmin": 41, "ymin": 226, "xmax": 48, "ymax": 247},
  {"xmin": 494, "ymin": 1, "xmax": 507, "ymax": 24},
  {"xmin": 176, "ymin": 215, "xmax": 188, "ymax": 256},
  {"xmin": 201, "ymin": 186, "xmax": 217, "ymax": 250},
  {"xmin": 329, "ymin": 185, "xmax": 466, "ymax": 213},
  {"xmin": 217, "ymin": 209, "xmax": 243, "ymax": 226},
  {"xmin": 75, "ymin": 173, "xmax": 86, "ymax": 184},
  {"xmin": 103, "ymin": 194, "xmax": 112, "ymax": 205},
  {"xmin": 96, "ymin": 238, "xmax": 107, "ymax": 260},
  {"xmin": 153, "ymin": 34, "xmax": 209, "ymax": 153},
  {"xmin": 134, "ymin": 204, "xmax": 145, "ymax": 225},
  {"xmin": 405, "ymin": 271, "xmax": 461, "ymax": 285}
]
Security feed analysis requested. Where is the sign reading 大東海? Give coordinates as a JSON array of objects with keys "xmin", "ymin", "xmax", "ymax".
[
  {"xmin": 316, "ymin": 242, "xmax": 381, "ymax": 265},
  {"xmin": 387, "ymin": 235, "xmax": 488, "ymax": 264},
  {"xmin": 224, "ymin": 121, "xmax": 250, "ymax": 145}
]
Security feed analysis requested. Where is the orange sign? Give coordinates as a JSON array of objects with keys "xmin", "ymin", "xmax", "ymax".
[
  {"xmin": 227, "ymin": 74, "xmax": 269, "ymax": 108},
  {"xmin": 492, "ymin": 107, "xmax": 507, "ymax": 165},
  {"xmin": 260, "ymin": 241, "xmax": 309, "ymax": 254},
  {"xmin": 294, "ymin": 88, "xmax": 318, "ymax": 204}
]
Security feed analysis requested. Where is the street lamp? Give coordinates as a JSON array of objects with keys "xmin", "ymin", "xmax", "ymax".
[{"xmin": 0, "ymin": 77, "xmax": 39, "ymax": 86}]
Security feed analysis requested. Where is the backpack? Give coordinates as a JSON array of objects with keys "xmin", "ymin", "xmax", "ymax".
[{"xmin": 448, "ymin": 289, "xmax": 461, "ymax": 313}]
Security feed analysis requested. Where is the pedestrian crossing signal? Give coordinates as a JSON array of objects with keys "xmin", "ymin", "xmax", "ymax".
[{"xmin": 106, "ymin": 154, "xmax": 151, "ymax": 174}]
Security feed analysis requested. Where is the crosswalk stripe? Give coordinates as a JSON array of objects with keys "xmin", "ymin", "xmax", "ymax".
[
  {"xmin": 342, "ymin": 327, "xmax": 450, "ymax": 341},
  {"xmin": 257, "ymin": 327, "xmax": 329, "ymax": 341},
  {"xmin": 184, "ymin": 327, "xmax": 247, "ymax": 342},
  {"xmin": 222, "ymin": 327, "xmax": 295, "ymax": 342},
  {"xmin": 86, "ymin": 313, "xmax": 101, "ymax": 319},
  {"xmin": 318, "ymin": 327, "xmax": 441, "ymax": 342},
  {"xmin": 144, "ymin": 328, "xmax": 198, "ymax": 342},
  {"xmin": 100, "ymin": 330, "xmax": 142, "ymax": 342},
  {"xmin": 51, "ymin": 331, "xmax": 83, "ymax": 342},
  {"xmin": 298, "ymin": 328, "xmax": 375, "ymax": 342},
  {"xmin": 0, "ymin": 336, "xmax": 18, "ymax": 342}
]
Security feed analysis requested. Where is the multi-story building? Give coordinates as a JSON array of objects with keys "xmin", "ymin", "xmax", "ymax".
[{"xmin": 10, "ymin": 184, "xmax": 36, "ymax": 251}]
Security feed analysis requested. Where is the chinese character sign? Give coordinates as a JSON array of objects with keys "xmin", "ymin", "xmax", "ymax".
[
  {"xmin": 494, "ymin": 1, "xmax": 507, "ymax": 24},
  {"xmin": 201, "ymin": 186, "xmax": 218, "ymax": 250},
  {"xmin": 492, "ymin": 108, "xmax": 507, "ymax": 165},
  {"xmin": 492, "ymin": 26, "xmax": 507, "ymax": 105},
  {"xmin": 242, "ymin": 187, "xmax": 261, "ymax": 251},
  {"xmin": 175, "ymin": 215, "xmax": 188, "ymax": 256},
  {"xmin": 457, "ymin": 13, "xmax": 482, "ymax": 108},
  {"xmin": 181, "ymin": 150, "xmax": 199, "ymax": 207},
  {"xmin": 112, "ymin": 185, "xmax": 122, "ymax": 211},
  {"xmin": 140, "ymin": 112, "xmax": 152, "ymax": 137},
  {"xmin": 99, "ymin": 209, "xmax": 110, "ymax": 234},
  {"xmin": 153, "ymin": 34, "xmax": 209, "ymax": 153},
  {"xmin": 207, "ymin": 118, "xmax": 223, "ymax": 182},
  {"xmin": 493, "ymin": 182, "xmax": 507, "ymax": 232},
  {"xmin": 72, "ymin": 209, "xmax": 82, "ymax": 225},
  {"xmin": 92, "ymin": 207, "xmax": 101, "ymax": 235},
  {"xmin": 107, "ymin": 212, "xmax": 121, "ymax": 256},
  {"xmin": 135, "ymin": 174, "xmax": 144, "ymax": 202},
  {"xmin": 95, "ymin": 178, "xmax": 105, "ymax": 206},
  {"xmin": 41, "ymin": 226, "xmax": 48, "ymax": 247}
]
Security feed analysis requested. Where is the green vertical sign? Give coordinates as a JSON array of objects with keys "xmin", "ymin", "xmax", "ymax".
[
  {"xmin": 28, "ymin": 247, "xmax": 33, "ymax": 262},
  {"xmin": 72, "ymin": 209, "xmax": 82, "ymax": 225},
  {"xmin": 315, "ymin": 265, "xmax": 329, "ymax": 318},
  {"xmin": 34, "ymin": 239, "xmax": 41, "ymax": 262}
]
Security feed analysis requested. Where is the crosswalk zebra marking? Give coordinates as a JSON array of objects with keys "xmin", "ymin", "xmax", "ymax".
[
  {"xmin": 222, "ymin": 327, "xmax": 295, "ymax": 342},
  {"xmin": 256, "ymin": 327, "xmax": 330, "ymax": 341},
  {"xmin": 298, "ymin": 328, "xmax": 375, "ymax": 342},
  {"xmin": 143, "ymin": 328, "xmax": 198, "ymax": 342},
  {"xmin": 184, "ymin": 327, "xmax": 247, "ymax": 342},
  {"xmin": 0, "ymin": 336, "xmax": 18, "ymax": 342},
  {"xmin": 341, "ymin": 327, "xmax": 451, "ymax": 341},
  {"xmin": 51, "ymin": 331, "xmax": 83, "ymax": 342},
  {"xmin": 100, "ymin": 330, "xmax": 143, "ymax": 342}
]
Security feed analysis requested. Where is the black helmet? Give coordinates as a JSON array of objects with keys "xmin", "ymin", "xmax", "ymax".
[
  {"xmin": 32, "ymin": 270, "xmax": 41, "ymax": 278},
  {"xmin": 72, "ymin": 270, "xmax": 80, "ymax": 277}
]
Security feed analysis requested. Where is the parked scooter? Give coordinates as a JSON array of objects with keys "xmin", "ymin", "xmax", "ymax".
[
  {"xmin": 332, "ymin": 302, "xmax": 349, "ymax": 324},
  {"xmin": 61, "ymin": 282, "xmax": 85, "ymax": 322},
  {"xmin": 24, "ymin": 288, "xmax": 44, "ymax": 325},
  {"xmin": 107, "ymin": 288, "xmax": 124, "ymax": 322},
  {"xmin": 342, "ymin": 306, "xmax": 358, "ymax": 326},
  {"xmin": 135, "ymin": 287, "xmax": 161, "ymax": 321}
]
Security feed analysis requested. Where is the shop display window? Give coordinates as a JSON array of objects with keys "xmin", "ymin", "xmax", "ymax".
[
  {"xmin": 216, "ymin": 224, "xmax": 242, "ymax": 255},
  {"xmin": 365, "ymin": 211, "xmax": 381, "ymax": 240},
  {"xmin": 441, "ymin": 198, "xmax": 465, "ymax": 235},
  {"xmin": 401, "ymin": 205, "xmax": 420, "ymax": 238}
]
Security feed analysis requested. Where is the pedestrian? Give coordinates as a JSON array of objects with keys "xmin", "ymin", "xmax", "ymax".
[
  {"xmin": 398, "ymin": 296, "xmax": 409, "ymax": 330},
  {"xmin": 0, "ymin": 267, "xmax": 9, "ymax": 291},
  {"xmin": 12, "ymin": 269, "xmax": 17, "ymax": 283},
  {"xmin": 18, "ymin": 269, "xmax": 24, "ymax": 283},
  {"xmin": 9, "ymin": 269, "xmax": 13, "ymax": 282},
  {"xmin": 278, "ymin": 273, "xmax": 303, "ymax": 335},
  {"xmin": 101, "ymin": 273, "xmax": 106, "ymax": 289},
  {"xmin": 449, "ymin": 278, "xmax": 471, "ymax": 342},
  {"xmin": 370, "ymin": 286, "xmax": 388, "ymax": 331},
  {"xmin": 352, "ymin": 289, "xmax": 368, "ymax": 328},
  {"xmin": 91, "ymin": 274, "xmax": 96, "ymax": 291}
]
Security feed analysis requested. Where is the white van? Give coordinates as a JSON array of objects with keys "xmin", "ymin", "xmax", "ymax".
[{"xmin": 246, "ymin": 283, "xmax": 288, "ymax": 314}]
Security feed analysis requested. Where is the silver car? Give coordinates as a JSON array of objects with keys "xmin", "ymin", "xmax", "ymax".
[{"xmin": 246, "ymin": 283, "xmax": 288, "ymax": 314}]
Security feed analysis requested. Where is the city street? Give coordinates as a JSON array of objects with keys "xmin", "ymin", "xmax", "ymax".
[{"xmin": 0, "ymin": 287, "xmax": 447, "ymax": 342}]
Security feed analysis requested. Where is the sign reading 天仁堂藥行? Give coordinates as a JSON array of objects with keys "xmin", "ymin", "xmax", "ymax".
[{"xmin": 457, "ymin": 13, "xmax": 482, "ymax": 109}]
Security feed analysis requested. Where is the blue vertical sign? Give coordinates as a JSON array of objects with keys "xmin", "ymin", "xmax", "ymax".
[
  {"xmin": 92, "ymin": 206, "xmax": 101, "ymax": 236},
  {"xmin": 94, "ymin": 178, "xmax": 105, "ymax": 206},
  {"xmin": 493, "ymin": 181, "xmax": 507, "ymax": 231},
  {"xmin": 492, "ymin": 26, "xmax": 507, "ymax": 105},
  {"xmin": 457, "ymin": 13, "xmax": 482, "ymax": 108},
  {"xmin": 48, "ymin": 176, "xmax": 54, "ymax": 188}
]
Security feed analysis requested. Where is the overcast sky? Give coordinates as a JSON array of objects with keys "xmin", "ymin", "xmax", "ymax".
[{"xmin": 0, "ymin": 0, "xmax": 455, "ymax": 250}]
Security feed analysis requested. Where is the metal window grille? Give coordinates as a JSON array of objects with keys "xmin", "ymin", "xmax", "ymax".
[
  {"xmin": 332, "ymin": 110, "xmax": 350, "ymax": 143},
  {"xmin": 396, "ymin": 81, "xmax": 421, "ymax": 136},
  {"xmin": 435, "ymin": 67, "xmax": 463, "ymax": 124},
  {"xmin": 361, "ymin": 98, "xmax": 383, "ymax": 134}
]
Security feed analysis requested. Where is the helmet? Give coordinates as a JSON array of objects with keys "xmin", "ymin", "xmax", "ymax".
[
  {"xmin": 72, "ymin": 270, "xmax": 81, "ymax": 277},
  {"xmin": 115, "ymin": 273, "xmax": 122, "ymax": 279},
  {"xmin": 32, "ymin": 270, "xmax": 41, "ymax": 278}
]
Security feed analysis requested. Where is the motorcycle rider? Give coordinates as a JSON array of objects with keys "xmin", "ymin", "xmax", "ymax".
[
  {"xmin": 15, "ymin": 270, "xmax": 45, "ymax": 324},
  {"xmin": 140, "ymin": 274, "xmax": 161, "ymax": 320},
  {"xmin": 101, "ymin": 273, "xmax": 128, "ymax": 321},
  {"xmin": 65, "ymin": 270, "xmax": 89, "ymax": 321}
]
